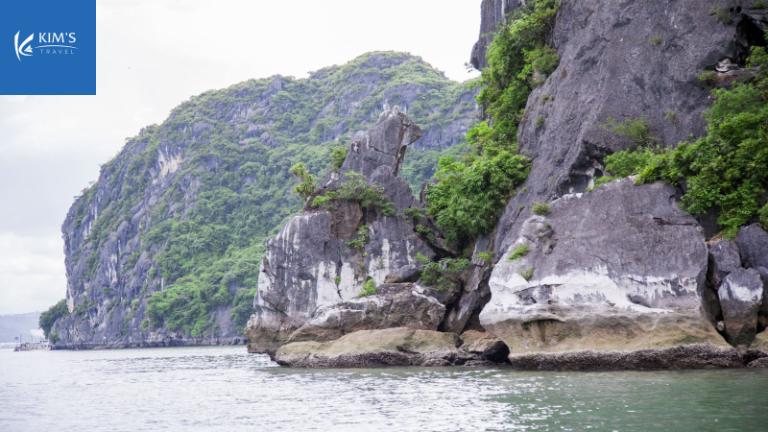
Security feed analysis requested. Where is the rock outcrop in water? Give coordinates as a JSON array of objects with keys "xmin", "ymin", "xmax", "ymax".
[
  {"xmin": 241, "ymin": 1, "xmax": 768, "ymax": 369},
  {"xmin": 49, "ymin": 52, "xmax": 477, "ymax": 349},
  {"xmin": 247, "ymin": 108, "xmax": 436, "ymax": 353},
  {"xmin": 481, "ymin": 179, "xmax": 726, "ymax": 355}
]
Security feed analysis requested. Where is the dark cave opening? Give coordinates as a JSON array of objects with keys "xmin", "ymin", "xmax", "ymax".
[{"xmin": 735, "ymin": 13, "xmax": 766, "ymax": 64}]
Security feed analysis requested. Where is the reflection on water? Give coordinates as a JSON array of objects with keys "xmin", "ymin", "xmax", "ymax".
[{"xmin": 1, "ymin": 346, "xmax": 767, "ymax": 431}]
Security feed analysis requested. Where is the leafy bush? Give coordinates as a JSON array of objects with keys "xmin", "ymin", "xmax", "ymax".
[
  {"xmin": 313, "ymin": 171, "xmax": 395, "ymax": 216},
  {"xmin": 359, "ymin": 279, "xmax": 378, "ymax": 297},
  {"xmin": 417, "ymin": 253, "xmax": 471, "ymax": 290},
  {"xmin": 329, "ymin": 145, "xmax": 348, "ymax": 172},
  {"xmin": 347, "ymin": 224, "xmax": 370, "ymax": 251},
  {"xmin": 146, "ymin": 278, "xmax": 230, "ymax": 337},
  {"xmin": 146, "ymin": 240, "xmax": 263, "ymax": 336},
  {"xmin": 603, "ymin": 47, "xmax": 768, "ymax": 237},
  {"xmin": 759, "ymin": 204, "xmax": 768, "ymax": 229},
  {"xmin": 39, "ymin": 299, "xmax": 69, "ymax": 339},
  {"xmin": 427, "ymin": 147, "xmax": 529, "ymax": 246},
  {"xmin": 532, "ymin": 202, "xmax": 550, "ymax": 216},
  {"xmin": 477, "ymin": 251, "xmax": 494, "ymax": 265},
  {"xmin": 290, "ymin": 162, "xmax": 318, "ymax": 202},
  {"xmin": 603, "ymin": 117, "xmax": 658, "ymax": 147},
  {"xmin": 508, "ymin": 244, "xmax": 530, "ymax": 261}
]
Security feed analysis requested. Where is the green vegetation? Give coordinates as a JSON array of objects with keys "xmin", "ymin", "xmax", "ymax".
[
  {"xmin": 603, "ymin": 117, "xmax": 658, "ymax": 147},
  {"xmin": 602, "ymin": 47, "xmax": 768, "ymax": 236},
  {"xmin": 425, "ymin": 0, "xmax": 558, "ymax": 249},
  {"xmin": 508, "ymin": 243, "xmax": 530, "ymax": 261},
  {"xmin": 146, "ymin": 241, "xmax": 264, "ymax": 336},
  {"xmin": 347, "ymin": 224, "xmax": 370, "ymax": 251},
  {"xmin": 477, "ymin": 251, "xmax": 494, "ymax": 265},
  {"xmin": 417, "ymin": 253, "xmax": 471, "ymax": 290},
  {"xmin": 312, "ymin": 172, "xmax": 396, "ymax": 216},
  {"xmin": 478, "ymin": 0, "xmax": 560, "ymax": 144},
  {"xmin": 290, "ymin": 162, "xmax": 318, "ymax": 202},
  {"xmin": 650, "ymin": 35, "xmax": 663, "ymax": 46},
  {"xmin": 329, "ymin": 145, "xmax": 348, "ymax": 172},
  {"xmin": 359, "ymin": 279, "xmax": 378, "ymax": 297},
  {"xmin": 39, "ymin": 299, "xmax": 69, "ymax": 339},
  {"xmin": 520, "ymin": 267, "xmax": 535, "ymax": 281},
  {"xmin": 532, "ymin": 202, "xmax": 551, "ymax": 216}
]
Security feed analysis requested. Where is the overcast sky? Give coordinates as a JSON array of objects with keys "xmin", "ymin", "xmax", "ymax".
[{"xmin": 0, "ymin": 0, "xmax": 481, "ymax": 314}]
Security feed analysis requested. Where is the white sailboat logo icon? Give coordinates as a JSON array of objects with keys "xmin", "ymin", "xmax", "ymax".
[{"xmin": 14, "ymin": 31, "xmax": 34, "ymax": 61}]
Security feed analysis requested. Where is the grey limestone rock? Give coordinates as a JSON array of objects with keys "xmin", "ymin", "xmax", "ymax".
[
  {"xmin": 718, "ymin": 268, "xmax": 765, "ymax": 347},
  {"xmin": 708, "ymin": 239, "xmax": 743, "ymax": 288},
  {"xmin": 470, "ymin": 0, "xmax": 522, "ymax": 70},
  {"xmin": 736, "ymin": 224, "xmax": 768, "ymax": 269},
  {"xmin": 286, "ymin": 283, "xmax": 445, "ymax": 343},
  {"xmin": 481, "ymin": 180, "xmax": 725, "ymax": 355}
]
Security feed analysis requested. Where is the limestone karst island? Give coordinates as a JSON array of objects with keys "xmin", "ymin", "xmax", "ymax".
[{"xmin": 3, "ymin": 1, "xmax": 768, "ymax": 431}]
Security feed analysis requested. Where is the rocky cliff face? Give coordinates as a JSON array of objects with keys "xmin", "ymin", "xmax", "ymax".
[
  {"xmin": 51, "ymin": 52, "xmax": 478, "ymax": 349},
  {"xmin": 494, "ymin": 0, "xmax": 753, "ymax": 253},
  {"xmin": 477, "ymin": 0, "xmax": 768, "ymax": 364},
  {"xmin": 470, "ymin": 0, "xmax": 522, "ymax": 70}
]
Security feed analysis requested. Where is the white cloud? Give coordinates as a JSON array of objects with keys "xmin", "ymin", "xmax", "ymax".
[
  {"xmin": 0, "ymin": 0, "xmax": 482, "ymax": 313},
  {"xmin": 0, "ymin": 232, "xmax": 66, "ymax": 314}
]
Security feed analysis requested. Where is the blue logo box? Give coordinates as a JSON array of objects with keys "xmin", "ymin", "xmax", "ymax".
[{"xmin": 0, "ymin": 0, "xmax": 96, "ymax": 95}]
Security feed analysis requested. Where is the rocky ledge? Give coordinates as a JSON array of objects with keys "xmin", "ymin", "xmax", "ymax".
[
  {"xmin": 274, "ymin": 327, "xmax": 507, "ymax": 368},
  {"xmin": 507, "ymin": 345, "xmax": 754, "ymax": 371}
]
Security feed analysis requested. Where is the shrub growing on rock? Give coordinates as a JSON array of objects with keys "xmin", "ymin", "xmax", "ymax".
[
  {"xmin": 313, "ymin": 172, "xmax": 395, "ymax": 216},
  {"xmin": 290, "ymin": 162, "xmax": 317, "ymax": 202},
  {"xmin": 508, "ymin": 244, "xmax": 530, "ymax": 261},
  {"xmin": 417, "ymin": 253, "xmax": 471, "ymax": 291},
  {"xmin": 532, "ymin": 202, "xmax": 550, "ymax": 216},
  {"xmin": 329, "ymin": 145, "xmax": 348, "ymax": 173},
  {"xmin": 359, "ymin": 279, "xmax": 378, "ymax": 297}
]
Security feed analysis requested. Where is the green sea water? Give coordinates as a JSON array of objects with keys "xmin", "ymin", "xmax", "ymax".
[{"xmin": 1, "ymin": 346, "xmax": 766, "ymax": 431}]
